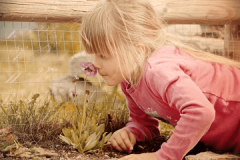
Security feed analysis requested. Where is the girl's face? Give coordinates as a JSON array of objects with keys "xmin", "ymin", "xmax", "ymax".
[{"xmin": 93, "ymin": 53, "xmax": 127, "ymax": 86}]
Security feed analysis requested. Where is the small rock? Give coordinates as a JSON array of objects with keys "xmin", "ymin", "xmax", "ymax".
[
  {"xmin": 185, "ymin": 151, "xmax": 240, "ymax": 160},
  {"xmin": 104, "ymin": 154, "xmax": 110, "ymax": 158}
]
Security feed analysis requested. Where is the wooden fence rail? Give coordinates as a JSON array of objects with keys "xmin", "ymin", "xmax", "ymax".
[
  {"xmin": 0, "ymin": 0, "xmax": 239, "ymax": 60},
  {"xmin": 0, "ymin": 0, "xmax": 240, "ymax": 24}
]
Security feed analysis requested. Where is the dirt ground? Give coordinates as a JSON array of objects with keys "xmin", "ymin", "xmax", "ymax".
[
  {"xmin": 0, "ymin": 134, "xmax": 162, "ymax": 160},
  {"xmin": 2, "ymin": 131, "xmax": 233, "ymax": 160}
]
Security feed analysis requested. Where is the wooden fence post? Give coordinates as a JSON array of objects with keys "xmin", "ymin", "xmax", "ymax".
[{"xmin": 224, "ymin": 24, "xmax": 240, "ymax": 61}]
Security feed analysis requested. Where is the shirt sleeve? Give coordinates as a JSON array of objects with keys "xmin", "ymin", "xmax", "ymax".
[
  {"xmin": 120, "ymin": 82, "xmax": 160, "ymax": 141},
  {"xmin": 146, "ymin": 62, "xmax": 216, "ymax": 160}
]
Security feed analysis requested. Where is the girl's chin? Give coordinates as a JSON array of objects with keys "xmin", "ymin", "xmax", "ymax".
[
  {"xmin": 103, "ymin": 79, "xmax": 119, "ymax": 86},
  {"xmin": 104, "ymin": 81, "xmax": 117, "ymax": 86}
]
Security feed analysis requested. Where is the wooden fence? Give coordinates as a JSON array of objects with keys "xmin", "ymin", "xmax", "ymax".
[{"xmin": 0, "ymin": 0, "xmax": 240, "ymax": 59}]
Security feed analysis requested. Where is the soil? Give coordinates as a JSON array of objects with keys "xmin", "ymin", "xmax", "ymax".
[
  {"xmin": 1, "ymin": 132, "xmax": 226, "ymax": 160},
  {"xmin": 0, "ymin": 134, "xmax": 160, "ymax": 160}
]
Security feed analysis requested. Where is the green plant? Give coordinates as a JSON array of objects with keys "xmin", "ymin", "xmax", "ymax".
[
  {"xmin": 0, "ymin": 59, "xmax": 128, "ymax": 154},
  {"xmin": 59, "ymin": 118, "xmax": 112, "ymax": 153},
  {"xmin": 0, "ymin": 94, "xmax": 70, "ymax": 141},
  {"xmin": 158, "ymin": 120, "xmax": 174, "ymax": 141},
  {"xmin": 59, "ymin": 62, "xmax": 113, "ymax": 153},
  {"xmin": 57, "ymin": 87, "xmax": 127, "ymax": 153},
  {"xmin": 101, "ymin": 108, "xmax": 129, "ymax": 133}
]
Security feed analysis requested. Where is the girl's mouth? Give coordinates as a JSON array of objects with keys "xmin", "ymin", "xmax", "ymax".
[{"xmin": 99, "ymin": 72, "xmax": 107, "ymax": 77}]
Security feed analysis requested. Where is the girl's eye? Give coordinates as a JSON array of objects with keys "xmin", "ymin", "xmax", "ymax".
[{"xmin": 100, "ymin": 55, "xmax": 106, "ymax": 59}]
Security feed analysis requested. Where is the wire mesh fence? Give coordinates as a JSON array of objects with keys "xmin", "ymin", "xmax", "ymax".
[
  {"xmin": 0, "ymin": 22, "xmax": 128, "ymax": 130},
  {"xmin": 0, "ymin": 22, "xmax": 122, "ymax": 101},
  {"xmin": 0, "ymin": 21, "xmax": 240, "ymax": 128}
]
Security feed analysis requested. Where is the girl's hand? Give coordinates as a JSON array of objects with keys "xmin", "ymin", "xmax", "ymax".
[
  {"xmin": 108, "ymin": 128, "xmax": 136, "ymax": 153},
  {"xmin": 118, "ymin": 153, "xmax": 158, "ymax": 160}
]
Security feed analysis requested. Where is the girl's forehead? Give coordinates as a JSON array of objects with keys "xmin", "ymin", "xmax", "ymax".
[
  {"xmin": 94, "ymin": 51, "xmax": 112, "ymax": 56},
  {"xmin": 88, "ymin": 51, "xmax": 112, "ymax": 57}
]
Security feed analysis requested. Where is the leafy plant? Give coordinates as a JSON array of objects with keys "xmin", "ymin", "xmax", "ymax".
[
  {"xmin": 0, "ymin": 60, "xmax": 129, "ymax": 154},
  {"xmin": 59, "ymin": 63, "xmax": 113, "ymax": 153},
  {"xmin": 59, "ymin": 118, "xmax": 112, "ymax": 153},
  {"xmin": 57, "ymin": 88, "xmax": 127, "ymax": 153}
]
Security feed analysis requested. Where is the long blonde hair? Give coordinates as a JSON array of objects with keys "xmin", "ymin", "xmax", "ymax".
[{"xmin": 81, "ymin": 0, "xmax": 240, "ymax": 86}]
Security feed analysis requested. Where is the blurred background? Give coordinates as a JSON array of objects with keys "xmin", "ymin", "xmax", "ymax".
[{"xmin": 0, "ymin": 22, "xmax": 237, "ymax": 103}]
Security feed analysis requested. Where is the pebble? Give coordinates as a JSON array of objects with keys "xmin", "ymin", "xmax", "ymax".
[{"xmin": 185, "ymin": 151, "xmax": 240, "ymax": 160}]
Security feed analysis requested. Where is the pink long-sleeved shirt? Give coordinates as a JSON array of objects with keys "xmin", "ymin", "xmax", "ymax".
[{"xmin": 121, "ymin": 46, "xmax": 240, "ymax": 160}]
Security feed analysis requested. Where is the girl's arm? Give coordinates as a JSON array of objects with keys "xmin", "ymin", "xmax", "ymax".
[
  {"xmin": 120, "ymin": 82, "xmax": 160, "ymax": 142},
  {"xmin": 146, "ymin": 62, "xmax": 215, "ymax": 160}
]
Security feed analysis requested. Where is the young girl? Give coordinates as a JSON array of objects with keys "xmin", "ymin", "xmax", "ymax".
[{"xmin": 80, "ymin": 0, "xmax": 240, "ymax": 159}]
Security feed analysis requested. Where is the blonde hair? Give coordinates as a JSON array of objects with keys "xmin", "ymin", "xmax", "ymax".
[{"xmin": 81, "ymin": 0, "xmax": 240, "ymax": 86}]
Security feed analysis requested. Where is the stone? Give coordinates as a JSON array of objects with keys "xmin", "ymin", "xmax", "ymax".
[
  {"xmin": 49, "ymin": 51, "xmax": 103, "ymax": 103},
  {"xmin": 49, "ymin": 75, "xmax": 102, "ymax": 103},
  {"xmin": 185, "ymin": 151, "xmax": 240, "ymax": 160},
  {"xmin": 68, "ymin": 51, "xmax": 93, "ymax": 77}
]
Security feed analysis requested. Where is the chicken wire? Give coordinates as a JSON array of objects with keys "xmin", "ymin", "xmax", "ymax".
[
  {"xmin": 0, "ymin": 22, "xmax": 239, "ymax": 107},
  {"xmin": 0, "ymin": 22, "xmax": 75, "ymax": 102}
]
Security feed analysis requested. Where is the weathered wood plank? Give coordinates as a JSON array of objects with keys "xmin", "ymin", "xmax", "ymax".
[
  {"xmin": 0, "ymin": 0, "xmax": 240, "ymax": 24},
  {"xmin": 155, "ymin": 0, "xmax": 240, "ymax": 25},
  {"xmin": 0, "ymin": 0, "xmax": 96, "ymax": 23}
]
